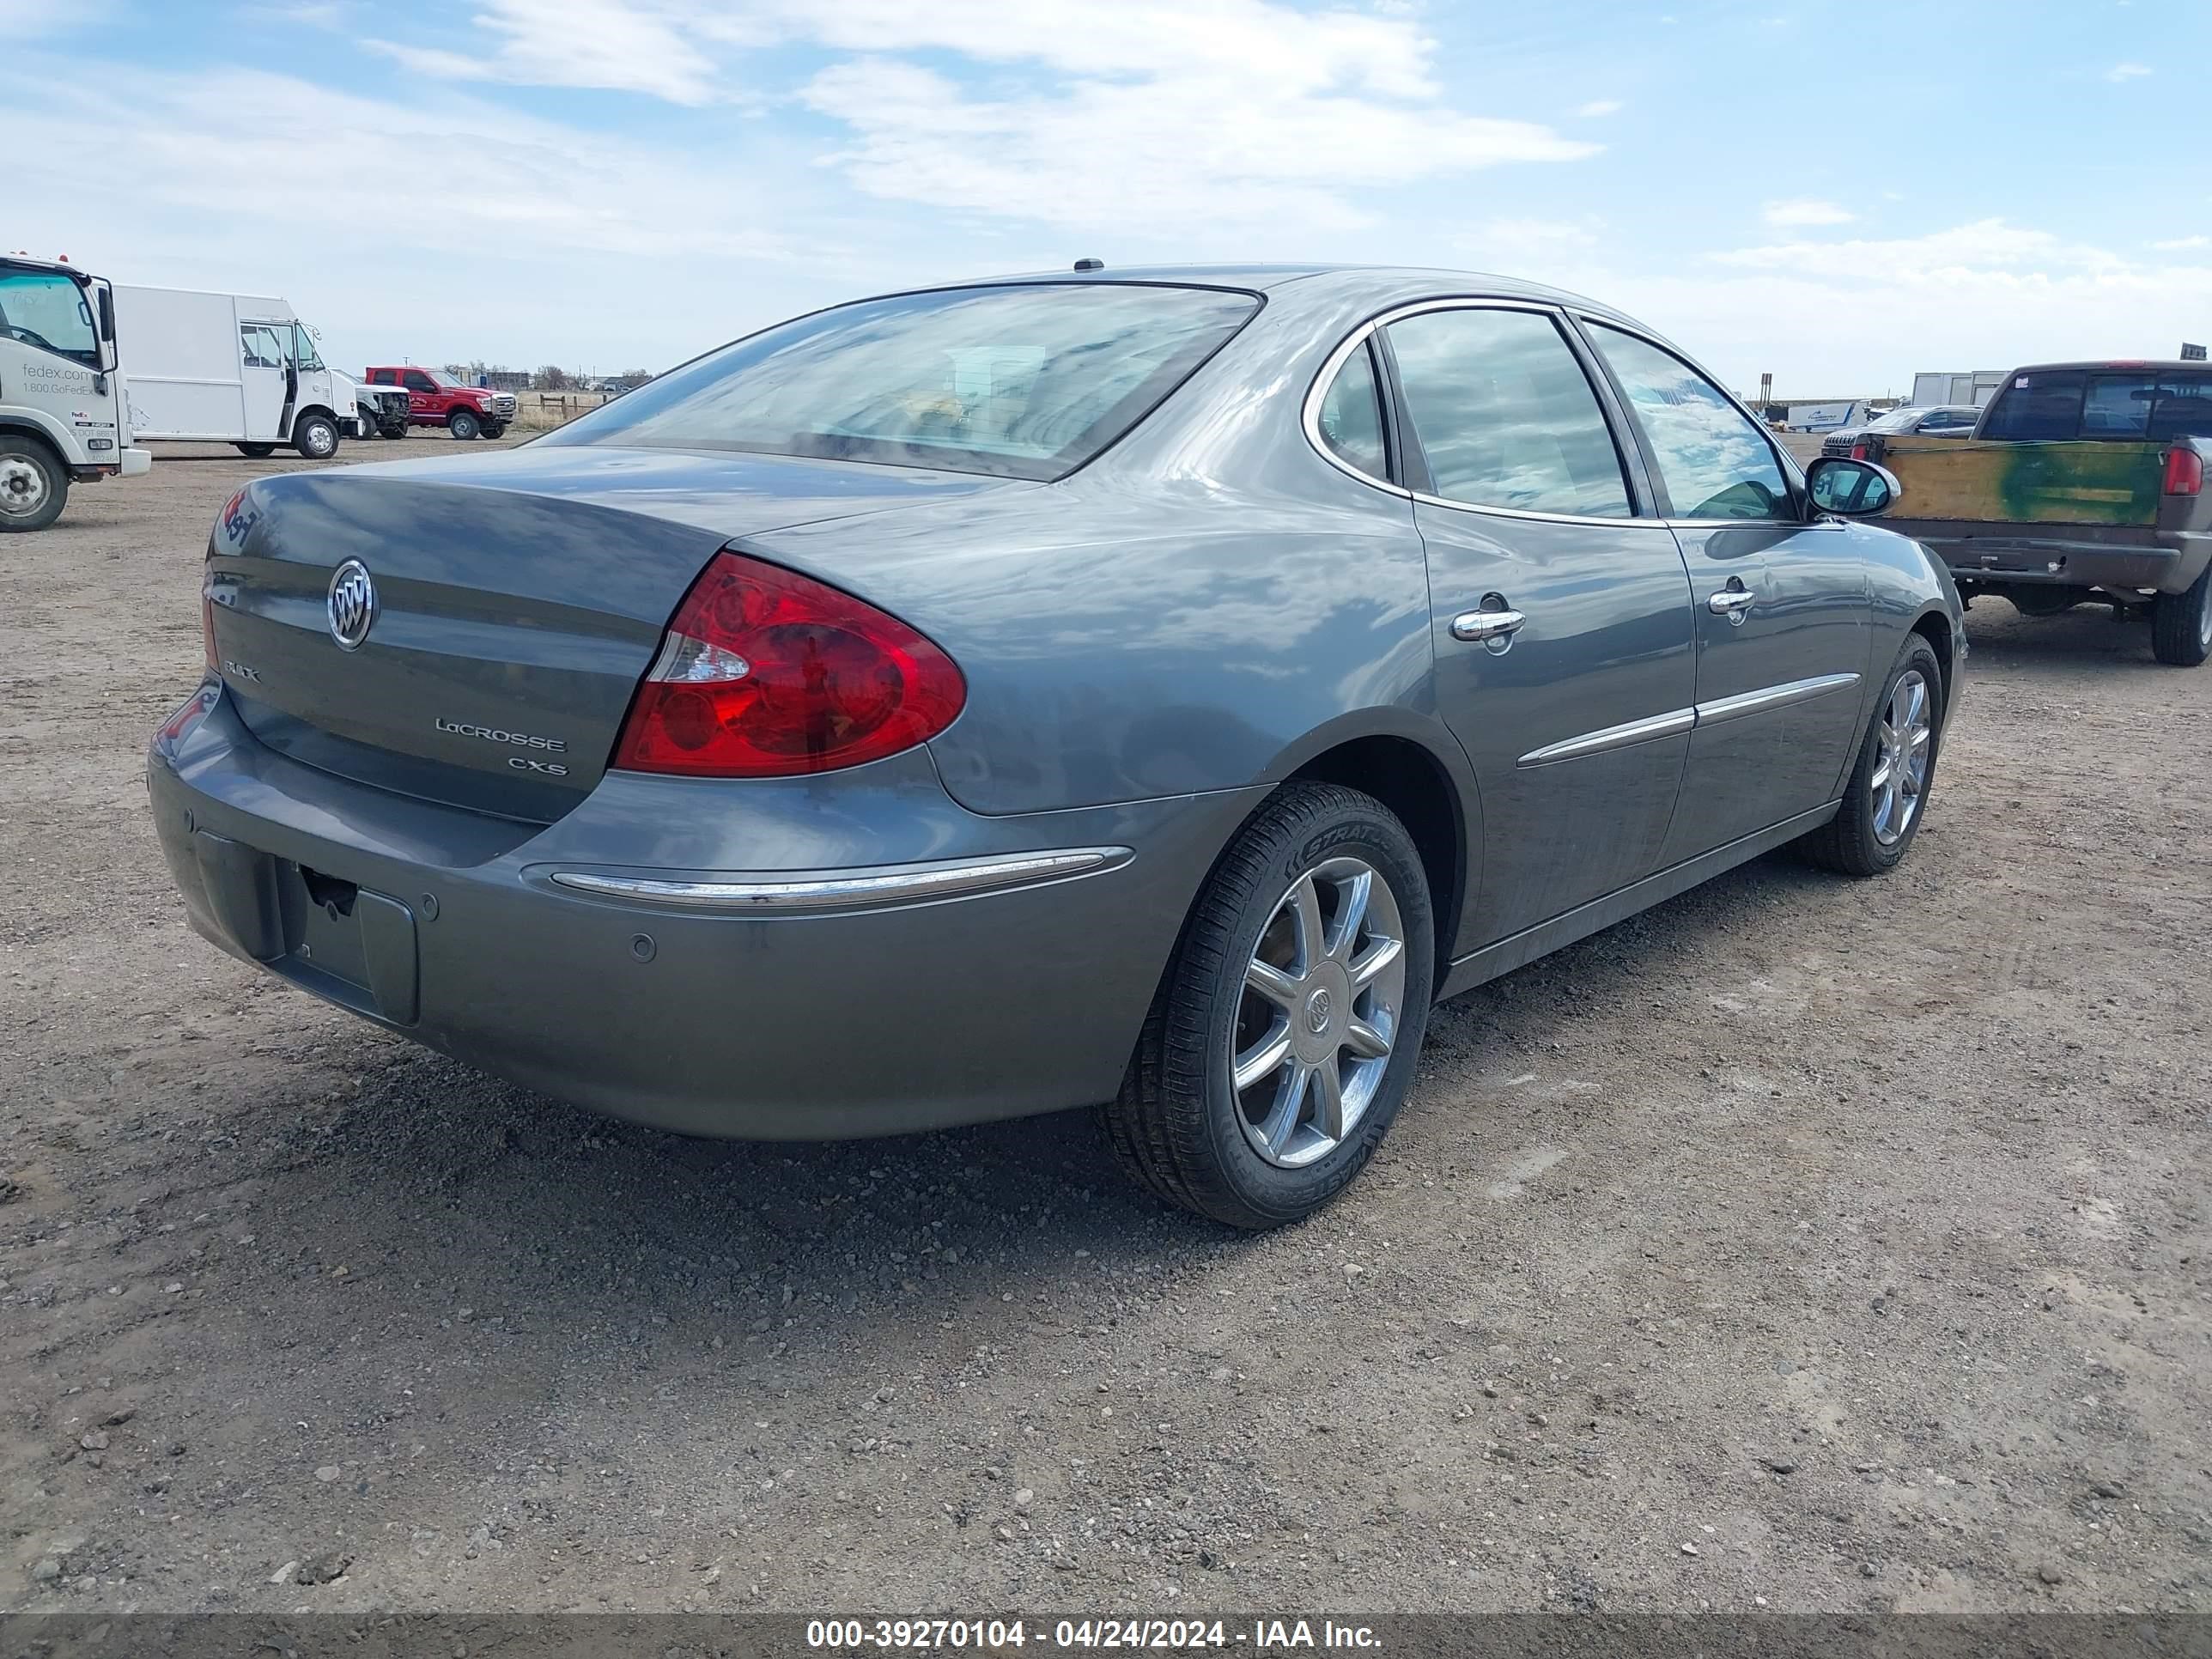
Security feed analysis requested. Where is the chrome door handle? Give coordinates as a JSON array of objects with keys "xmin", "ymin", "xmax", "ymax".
[
  {"xmin": 1707, "ymin": 586, "xmax": 1756, "ymax": 617},
  {"xmin": 1451, "ymin": 605, "xmax": 1526, "ymax": 644}
]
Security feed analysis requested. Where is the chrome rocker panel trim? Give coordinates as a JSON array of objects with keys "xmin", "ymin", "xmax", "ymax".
[{"xmin": 549, "ymin": 847, "xmax": 1133, "ymax": 914}]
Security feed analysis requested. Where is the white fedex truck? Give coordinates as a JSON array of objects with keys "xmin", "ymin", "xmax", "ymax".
[
  {"xmin": 1, "ymin": 255, "xmax": 150, "ymax": 532},
  {"xmin": 117, "ymin": 285, "xmax": 365, "ymax": 460}
]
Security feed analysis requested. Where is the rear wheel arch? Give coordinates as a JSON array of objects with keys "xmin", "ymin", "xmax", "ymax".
[{"xmin": 1277, "ymin": 727, "xmax": 1474, "ymax": 967}]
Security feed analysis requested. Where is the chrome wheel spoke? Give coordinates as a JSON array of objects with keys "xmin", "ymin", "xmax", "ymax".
[
  {"xmin": 1310, "ymin": 1058, "xmax": 1346, "ymax": 1140},
  {"xmin": 1344, "ymin": 1018, "xmax": 1391, "ymax": 1060},
  {"xmin": 1348, "ymin": 933, "xmax": 1403, "ymax": 991},
  {"xmin": 1253, "ymin": 1064, "xmax": 1310, "ymax": 1158},
  {"xmin": 1233, "ymin": 1024, "xmax": 1293, "ymax": 1093},
  {"xmin": 1327, "ymin": 870, "xmax": 1371, "ymax": 963},
  {"xmin": 1288, "ymin": 874, "xmax": 1325, "ymax": 974},
  {"xmin": 1245, "ymin": 957, "xmax": 1301, "ymax": 1009}
]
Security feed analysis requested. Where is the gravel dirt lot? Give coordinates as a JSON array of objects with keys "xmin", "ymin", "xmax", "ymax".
[{"xmin": 3, "ymin": 436, "xmax": 2207, "ymax": 1616}]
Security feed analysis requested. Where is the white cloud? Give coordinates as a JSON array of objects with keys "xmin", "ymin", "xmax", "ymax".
[
  {"xmin": 1762, "ymin": 198, "xmax": 1855, "ymax": 228},
  {"xmin": 364, "ymin": 0, "xmax": 1597, "ymax": 232},
  {"xmin": 2104, "ymin": 61, "xmax": 2151, "ymax": 81},
  {"xmin": 1574, "ymin": 99, "xmax": 1623, "ymax": 117},
  {"xmin": 2153, "ymin": 234, "xmax": 2210, "ymax": 251}
]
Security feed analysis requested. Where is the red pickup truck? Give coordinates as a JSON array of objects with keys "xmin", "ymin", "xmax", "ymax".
[{"xmin": 361, "ymin": 367, "xmax": 514, "ymax": 441}]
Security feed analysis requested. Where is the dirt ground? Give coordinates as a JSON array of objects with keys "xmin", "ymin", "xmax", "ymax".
[{"xmin": 2, "ymin": 436, "xmax": 2207, "ymax": 1617}]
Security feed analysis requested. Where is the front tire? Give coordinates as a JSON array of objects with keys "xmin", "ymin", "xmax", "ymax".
[
  {"xmin": 2151, "ymin": 564, "xmax": 2212, "ymax": 667},
  {"xmin": 447, "ymin": 410, "xmax": 482, "ymax": 441},
  {"xmin": 1797, "ymin": 634, "xmax": 1945, "ymax": 877},
  {"xmin": 0, "ymin": 434, "xmax": 67, "ymax": 532},
  {"xmin": 1103, "ymin": 782, "xmax": 1435, "ymax": 1230},
  {"xmin": 291, "ymin": 414, "xmax": 339, "ymax": 460}
]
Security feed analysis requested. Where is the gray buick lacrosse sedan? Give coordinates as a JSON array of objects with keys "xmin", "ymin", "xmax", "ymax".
[{"xmin": 150, "ymin": 264, "xmax": 1962, "ymax": 1227}]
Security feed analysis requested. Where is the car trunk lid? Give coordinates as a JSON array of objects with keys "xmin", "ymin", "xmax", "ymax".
[{"xmin": 204, "ymin": 447, "xmax": 1018, "ymax": 822}]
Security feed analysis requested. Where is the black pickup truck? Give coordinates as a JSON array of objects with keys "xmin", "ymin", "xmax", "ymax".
[{"xmin": 1864, "ymin": 361, "xmax": 2212, "ymax": 665}]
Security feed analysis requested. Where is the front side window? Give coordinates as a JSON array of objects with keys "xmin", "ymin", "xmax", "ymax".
[
  {"xmin": 291, "ymin": 324, "xmax": 324, "ymax": 373},
  {"xmin": 239, "ymin": 325, "xmax": 287, "ymax": 369},
  {"xmin": 1384, "ymin": 307, "xmax": 1631, "ymax": 517},
  {"xmin": 1586, "ymin": 324, "xmax": 1789, "ymax": 520},
  {"xmin": 546, "ymin": 283, "xmax": 1261, "ymax": 480},
  {"xmin": 1980, "ymin": 369, "xmax": 2087, "ymax": 441},
  {"xmin": 0, "ymin": 269, "xmax": 98, "ymax": 367},
  {"xmin": 1315, "ymin": 342, "xmax": 1388, "ymax": 480},
  {"xmin": 403, "ymin": 370, "xmax": 437, "ymax": 392}
]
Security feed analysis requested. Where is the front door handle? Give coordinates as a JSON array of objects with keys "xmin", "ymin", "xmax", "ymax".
[
  {"xmin": 1708, "ymin": 579, "xmax": 1756, "ymax": 622},
  {"xmin": 1451, "ymin": 602, "xmax": 1527, "ymax": 644}
]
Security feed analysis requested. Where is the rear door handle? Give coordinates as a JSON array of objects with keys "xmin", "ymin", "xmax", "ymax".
[{"xmin": 1451, "ymin": 604, "xmax": 1526, "ymax": 644}]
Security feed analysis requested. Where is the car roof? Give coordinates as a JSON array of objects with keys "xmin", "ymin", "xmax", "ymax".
[
  {"xmin": 969, "ymin": 262, "xmax": 1645, "ymax": 325},
  {"xmin": 2004, "ymin": 361, "xmax": 2212, "ymax": 374}
]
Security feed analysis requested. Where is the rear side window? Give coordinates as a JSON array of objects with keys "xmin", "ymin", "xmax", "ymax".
[
  {"xmin": 1384, "ymin": 307, "xmax": 1631, "ymax": 517},
  {"xmin": 1585, "ymin": 323, "xmax": 1789, "ymax": 520},
  {"xmin": 546, "ymin": 283, "xmax": 1261, "ymax": 481},
  {"xmin": 1315, "ymin": 342, "xmax": 1389, "ymax": 480},
  {"xmin": 1981, "ymin": 370, "xmax": 2087, "ymax": 441}
]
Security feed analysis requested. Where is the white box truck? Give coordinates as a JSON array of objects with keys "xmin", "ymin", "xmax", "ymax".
[
  {"xmin": 1910, "ymin": 369, "xmax": 2007, "ymax": 409},
  {"xmin": 2, "ymin": 255, "xmax": 150, "ymax": 532},
  {"xmin": 117, "ymin": 285, "xmax": 366, "ymax": 460}
]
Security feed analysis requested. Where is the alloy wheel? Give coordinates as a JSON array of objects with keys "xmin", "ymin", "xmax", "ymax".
[
  {"xmin": 1870, "ymin": 669, "xmax": 1931, "ymax": 846},
  {"xmin": 1231, "ymin": 856, "xmax": 1407, "ymax": 1169}
]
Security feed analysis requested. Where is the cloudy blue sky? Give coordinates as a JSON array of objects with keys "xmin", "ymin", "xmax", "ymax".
[{"xmin": 10, "ymin": 0, "xmax": 2209, "ymax": 392}]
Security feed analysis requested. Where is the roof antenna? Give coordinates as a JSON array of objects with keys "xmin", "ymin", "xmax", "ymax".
[{"xmin": 1073, "ymin": 257, "xmax": 1104, "ymax": 271}]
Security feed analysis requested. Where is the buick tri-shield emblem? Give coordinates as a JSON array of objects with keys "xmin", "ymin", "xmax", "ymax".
[{"xmin": 326, "ymin": 559, "xmax": 377, "ymax": 650}]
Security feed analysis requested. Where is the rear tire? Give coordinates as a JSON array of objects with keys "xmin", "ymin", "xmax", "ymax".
[
  {"xmin": 448, "ymin": 410, "xmax": 482, "ymax": 441},
  {"xmin": 2151, "ymin": 564, "xmax": 2212, "ymax": 667},
  {"xmin": 0, "ymin": 434, "xmax": 67, "ymax": 532},
  {"xmin": 1797, "ymin": 634, "xmax": 1945, "ymax": 878},
  {"xmin": 235, "ymin": 442, "xmax": 276, "ymax": 459},
  {"xmin": 292, "ymin": 414, "xmax": 339, "ymax": 460},
  {"xmin": 1102, "ymin": 782, "xmax": 1435, "ymax": 1230}
]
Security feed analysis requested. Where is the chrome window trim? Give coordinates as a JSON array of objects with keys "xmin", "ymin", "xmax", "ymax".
[
  {"xmin": 1517, "ymin": 708, "xmax": 1695, "ymax": 768},
  {"xmin": 1517, "ymin": 672, "xmax": 1863, "ymax": 767},
  {"xmin": 1301, "ymin": 297, "xmax": 1650, "ymax": 528},
  {"xmin": 549, "ymin": 847, "xmax": 1132, "ymax": 913},
  {"xmin": 1694, "ymin": 672, "xmax": 1861, "ymax": 726}
]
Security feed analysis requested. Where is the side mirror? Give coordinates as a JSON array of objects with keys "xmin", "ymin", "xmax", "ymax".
[
  {"xmin": 1805, "ymin": 455, "xmax": 1899, "ymax": 518},
  {"xmin": 94, "ymin": 283, "xmax": 118, "ymax": 373}
]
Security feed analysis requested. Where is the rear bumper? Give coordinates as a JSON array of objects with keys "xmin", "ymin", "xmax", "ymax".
[
  {"xmin": 1892, "ymin": 520, "xmax": 2212, "ymax": 596},
  {"xmin": 148, "ymin": 686, "xmax": 1256, "ymax": 1139}
]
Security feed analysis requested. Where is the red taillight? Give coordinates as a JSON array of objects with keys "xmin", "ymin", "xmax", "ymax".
[
  {"xmin": 611, "ymin": 551, "xmax": 965, "ymax": 778},
  {"xmin": 2164, "ymin": 447, "xmax": 2204, "ymax": 496},
  {"xmin": 1850, "ymin": 442, "xmax": 1870, "ymax": 462}
]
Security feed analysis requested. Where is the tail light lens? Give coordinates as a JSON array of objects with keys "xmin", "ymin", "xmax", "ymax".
[
  {"xmin": 2164, "ymin": 446, "xmax": 2204, "ymax": 496},
  {"xmin": 612, "ymin": 551, "xmax": 965, "ymax": 777},
  {"xmin": 1850, "ymin": 442, "xmax": 1870, "ymax": 462}
]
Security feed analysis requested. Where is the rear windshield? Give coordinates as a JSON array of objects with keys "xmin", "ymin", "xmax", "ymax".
[
  {"xmin": 1982, "ymin": 368, "xmax": 2212, "ymax": 442},
  {"xmin": 544, "ymin": 283, "xmax": 1261, "ymax": 480}
]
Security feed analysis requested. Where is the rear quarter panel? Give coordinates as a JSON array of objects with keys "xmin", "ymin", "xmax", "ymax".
[{"xmin": 745, "ymin": 460, "xmax": 1438, "ymax": 817}]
